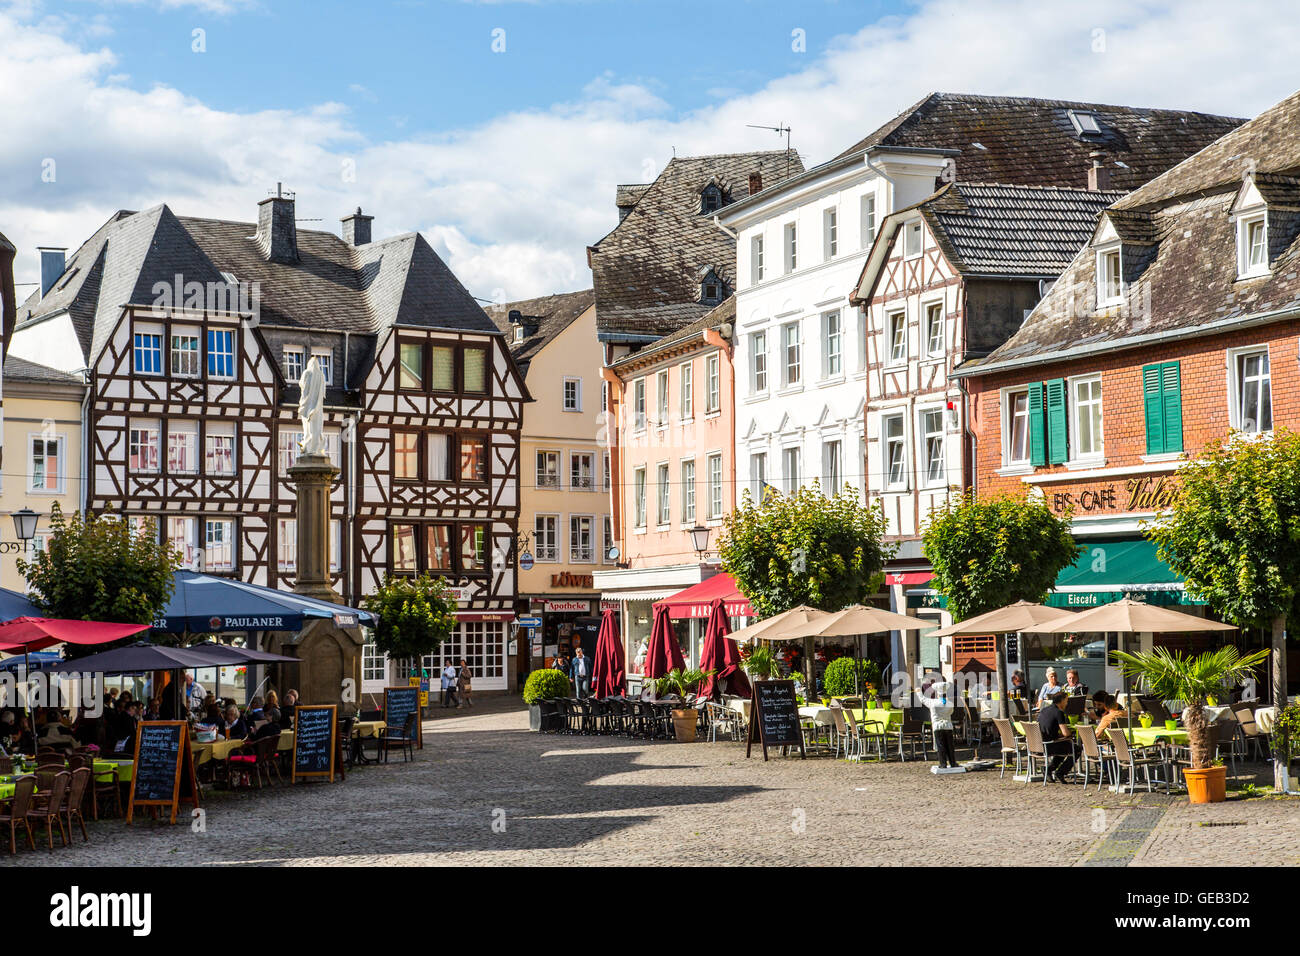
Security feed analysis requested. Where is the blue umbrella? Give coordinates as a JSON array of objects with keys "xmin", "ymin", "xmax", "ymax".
[
  {"xmin": 0, "ymin": 650, "xmax": 60, "ymax": 671},
  {"xmin": 153, "ymin": 571, "xmax": 375, "ymax": 634},
  {"xmin": 0, "ymin": 587, "xmax": 40, "ymax": 622}
]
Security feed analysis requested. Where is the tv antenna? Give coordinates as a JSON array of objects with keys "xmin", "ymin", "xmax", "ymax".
[{"xmin": 746, "ymin": 123, "xmax": 792, "ymax": 176}]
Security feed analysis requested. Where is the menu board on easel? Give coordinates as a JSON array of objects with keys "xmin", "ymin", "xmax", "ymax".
[
  {"xmin": 127, "ymin": 721, "xmax": 200, "ymax": 824},
  {"xmin": 746, "ymin": 680, "xmax": 805, "ymax": 761},
  {"xmin": 384, "ymin": 685, "xmax": 423, "ymax": 750},
  {"xmin": 292, "ymin": 704, "xmax": 337, "ymax": 783}
]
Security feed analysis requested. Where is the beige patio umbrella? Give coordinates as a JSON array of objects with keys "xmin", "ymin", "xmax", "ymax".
[
  {"xmin": 727, "ymin": 605, "xmax": 827, "ymax": 644},
  {"xmin": 1021, "ymin": 598, "xmax": 1236, "ymax": 732},
  {"xmin": 929, "ymin": 600, "xmax": 1077, "ymax": 719},
  {"xmin": 777, "ymin": 605, "xmax": 926, "ymax": 702}
]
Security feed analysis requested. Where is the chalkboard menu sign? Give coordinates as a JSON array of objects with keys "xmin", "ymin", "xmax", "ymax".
[
  {"xmin": 292, "ymin": 704, "xmax": 338, "ymax": 783},
  {"xmin": 127, "ymin": 721, "xmax": 200, "ymax": 824},
  {"xmin": 746, "ymin": 680, "xmax": 805, "ymax": 761},
  {"xmin": 384, "ymin": 685, "xmax": 423, "ymax": 749}
]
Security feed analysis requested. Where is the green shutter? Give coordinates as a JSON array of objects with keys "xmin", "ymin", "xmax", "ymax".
[
  {"xmin": 1161, "ymin": 362, "xmax": 1182, "ymax": 453},
  {"xmin": 1028, "ymin": 382, "xmax": 1046, "ymax": 466},
  {"xmin": 1142, "ymin": 364, "xmax": 1165, "ymax": 455},
  {"xmin": 1045, "ymin": 378, "xmax": 1068, "ymax": 465}
]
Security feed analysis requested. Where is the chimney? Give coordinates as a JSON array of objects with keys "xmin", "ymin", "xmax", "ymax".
[
  {"xmin": 256, "ymin": 183, "xmax": 298, "ymax": 263},
  {"xmin": 748, "ymin": 171, "xmax": 763, "ymax": 196},
  {"xmin": 38, "ymin": 246, "xmax": 66, "ymax": 297},
  {"xmin": 0, "ymin": 233, "xmax": 16, "ymax": 354},
  {"xmin": 341, "ymin": 206, "xmax": 373, "ymax": 247},
  {"xmin": 1087, "ymin": 154, "xmax": 1111, "ymax": 191}
]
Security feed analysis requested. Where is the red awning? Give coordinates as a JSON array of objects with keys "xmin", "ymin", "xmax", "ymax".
[
  {"xmin": 654, "ymin": 573, "xmax": 753, "ymax": 620},
  {"xmin": 886, "ymin": 571, "xmax": 933, "ymax": 587}
]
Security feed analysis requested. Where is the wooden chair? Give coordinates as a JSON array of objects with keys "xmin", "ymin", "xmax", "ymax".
[
  {"xmin": 62, "ymin": 767, "xmax": 92, "ymax": 843},
  {"xmin": 27, "ymin": 769, "xmax": 71, "ymax": 850},
  {"xmin": 378, "ymin": 713, "xmax": 417, "ymax": 764},
  {"xmin": 0, "ymin": 756, "xmax": 12, "ymax": 775},
  {"xmin": 91, "ymin": 762, "xmax": 121, "ymax": 820},
  {"xmin": 0, "ymin": 775, "xmax": 37, "ymax": 854}
]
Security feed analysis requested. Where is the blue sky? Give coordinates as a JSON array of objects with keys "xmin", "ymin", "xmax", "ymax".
[{"xmin": 3, "ymin": 0, "xmax": 1299, "ymax": 302}]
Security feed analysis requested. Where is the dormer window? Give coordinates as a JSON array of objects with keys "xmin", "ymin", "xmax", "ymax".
[
  {"xmin": 1068, "ymin": 110, "xmax": 1102, "ymax": 137},
  {"xmin": 1095, "ymin": 244, "xmax": 1123, "ymax": 306},
  {"xmin": 1237, "ymin": 212, "xmax": 1268, "ymax": 278},
  {"xmin": 700, "ymin": 269, "xmax": 724, "ymax": 305},
  {"xmin": 513, "ymin": 325, "xmax": 525, "ymax": 343},
  {"xmin": 701, "ymin": 184, "xmax": 724, "ymax": 215}
]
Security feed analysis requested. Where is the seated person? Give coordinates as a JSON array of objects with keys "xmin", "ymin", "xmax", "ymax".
[
  {"xmin": 1093, "ymin": 695, "xmax": 1128, "ymax": 737},
  {"xmin": 1036, "ymin": 668, "xmax": 1064, "ymax": 706},
  {"xmin": 1037, "ymin": 691, "xmax": 1077, "ymax": 783},
  {"xmin": 1063, "ymin": 668, "xmax": 1088, "ymax": 697},
  {"xmin": 280, "ymin": 689, "xmax": 299, "ymax": 729},
  {"xmin": 37, "ymin": 708, "xmax": 76, "ymax": 750},
  {"xmin": 249, "ymin": 706, "xmax": 282, "ymax": 741},
  {"xmin": 246, "ymin": 696, "xmax": 266, "ymax": 724},
  {"xmin": 223, "ymin": 705, "xmax": 248, "ymax": 740},
  {"xmin": 200, "ymin": 701, "xmax": 227, "ymax": 737}
]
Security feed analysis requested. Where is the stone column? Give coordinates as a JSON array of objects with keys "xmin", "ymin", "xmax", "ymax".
[{"xmin": 283, "ymin": 452, "xmax": 363, "ymax": 713}]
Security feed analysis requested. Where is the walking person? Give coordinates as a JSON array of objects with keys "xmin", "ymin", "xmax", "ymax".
[
  {"xmin": 456, "ymin": 659, "xmax": 474, "ymax": 708},
  {"xmin": 442, "ymin": 662, "xmax": 460, "ymax": 708},
  {"xmin": 571, "ymin": 646, "xmax": 592, "ymax": 698}
]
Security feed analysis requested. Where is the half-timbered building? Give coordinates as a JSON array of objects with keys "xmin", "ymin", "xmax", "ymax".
[{"xmin": 7, "ymin": 190, "xmax": 527, "ymax": 692}]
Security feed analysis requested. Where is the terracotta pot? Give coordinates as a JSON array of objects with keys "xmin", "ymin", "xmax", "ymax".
[
  {"xmin": 1184, "ymin": 765, "xmax": 1227, "ymax": 804},
  {"xmin": 671, "ymin": 709, "xmax": 698, "ymax": 742}
]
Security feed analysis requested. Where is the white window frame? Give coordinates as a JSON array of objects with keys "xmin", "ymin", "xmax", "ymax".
[
  {"xmin": 822, "ymin": 310, "xmax": 842, "ymax": 378},
  {"xmin": 707, "ymin": 453, "xmax": 723, "ymax": 519},
  {"xmin": 633, "ymin": 466, "xmax": 647, "ymax": 529},
  {"xmin": 1068, "ymin": 373, "xmax": 1105, "ymax": 463},
  {"xmin": 632, "ymin": 377, "xmax": 647, "ymax": 433},
  {"xmin": 569, "ymin": 451, "xmax": 595, "ymax": 491},
  {"xmin": 782, "ymin": 446, "xmax": 801, "ymax": 494},
  {"xmin": 657, "ymin": 370, "xmax": 669, "ymax": 428},
  {"xmin": 750, "ymin": 234, "xmax": 764, "ymax": 284},
  {"xmin": 680, "ymin": 458, "xmax": 696, "ymax": 524},
  {"xmin": 204, "ymin": 518, "xmax": 235, "ymax": 573},
  {"xmin": 750, "ymin": 331, "xmax": 768, "ymax": 394},
  {"xmin": 882, "ymin": 413, "xmax": 907, "ymax": 492},
  {"xmin": 1237, "ymin": 212, "xmax": 1269, "ymax": 279},
  {"xmin": 705, "ymin": 354, "xmax": 720, "ymax": 413},
  {"xmin": 860, "ymin": 193, "xmax": 877, "ymax": 249},
  {"xmin": 750, "ymin": 452, "xmax": 767, "ymax": 502},
  {"xmin": 167, "ymin": 421, "xmax": 200, "ymax": 475},
  {"xmin": 823, "ymin": 206, "xmax": 838, "ymax": 259},
  {"xmin": 536, "ymin": 450, "xmax": 561, "ymax": 489},
  {"xmin": 920, "ymin": 407, "xmax": 945, "ymax": 488},
  {"xmin": 602, "ymin": 516, "xmax": 615, "ymax": 564},
  {"xmin": 569, "ymin": 515, "xmax": 595, "ymax": 564},
  {"xmin": 277, "ymin": 517, "xmax": 297, "ymax": 572},
  {"xmin": 1228, "ymin": 345, "xmax": 1273, "ymax": 436},
  {"xmin": 533, "ymin": 514, "xmax": 559, "ymax": 562},
  {"xmin": 887, "ymin": 310, "xmax": 907, "ymax": 365},
  {"xmin": 133, "ymin": 326, "xmax": 163, "ymax": 376},
  {"xmin": 903, "ymin": 219, "xmax": 923, "ymax": 258},
  {"xmin": 679, "ymin": 361, "xmax": 694, "ymax": 421},
  {"xmin": 562, "ymin": 376, "xmax": 583, "ymax": 412},
  {"xmin": 821, "ymin": 439, "xmax": 841, "ymax": 491},
  {"xmin": 856, "ymin": 307, "xmax": 868, "ymax": 372},
  {"xmin": 656, "ymin": 461, "xmax": 671, "ymax": 527},
  {"xmin": 129, "ymin": 421, "xmax": 161, "ymax": 474},
  {"xmin": 924, "ymin": 301, "xmax": 945, "ymax": 357},
  {"xmin": 781, "ymin": 321, "xmax": 801, "ymax": 388},
  {"xmin": 1095, "ymin": 243, "xmax": 1123, "ymax": 306},
  {"xmin": 170, "ymin": 329, "xmax": 201, "ymax": 378},
  {"xmin": 28, "ymin": 434, "xmax": 65, "ymax": 494},
  {"xmin": 784, "ymin": 222, "xmax": 797, "ymax": 274},
  {"xmin": 282, "ymin": 346, "xmax": 305, "ymax": 383},
  {"xmin": 311, "ymin": 348, "xmax": 333, "ymax": 386},
  {"xmin": 1001, "ymin": 387, "xmax": 1032, "ymax": 469}
]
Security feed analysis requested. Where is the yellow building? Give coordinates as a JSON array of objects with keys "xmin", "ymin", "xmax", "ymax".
[
  {"xmin": 484, "ymin": 290, "xmax": 610, "ymax": 685},
  {"xmin": 0, "ymin": 355, "xmax": 87, "ymax": 591}
]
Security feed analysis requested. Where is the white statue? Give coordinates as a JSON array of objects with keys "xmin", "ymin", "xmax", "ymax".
[{"xmin": 297, "ymin": 355, "xmax": 327, "ymax": 457}]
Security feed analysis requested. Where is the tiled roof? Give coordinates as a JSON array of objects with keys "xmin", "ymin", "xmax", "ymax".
[
  {"xmin": 920, "ymin": 182, "xmax": 1124, "ymax": 277},
  {"xmin": 610, "ymin": 295, "xmax": 734, "ymax": 373},
  {"xmin": 482, "ymin": 288, "xmax": 595, "ymax": 374},
  {"xmin": 590, "ymin": 150, "xmax": 803, "ymax": 340},
  {"xmin": 835, "ymin": 92, "xmax": 1244, "ymax": 191},
  {"xmin": 970, "ymin": 91, "xmax": 1300, "ymax": 371},
  {"xmin": 14, "ymin": 202, "xmax": 498, "ymax": 367},
  {"xmin": 3, "ymin": 354, "xmax": 85, "ymax": 387}
]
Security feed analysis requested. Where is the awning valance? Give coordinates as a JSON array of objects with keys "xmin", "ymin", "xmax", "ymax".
[{"xmin": 654, "ymin": 573, "xmax": 753, "ymax": 620}]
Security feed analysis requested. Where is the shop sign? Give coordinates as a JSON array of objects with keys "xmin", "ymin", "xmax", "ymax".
[
  {"xmin": 1047, "ymin": 475, "xmax": 1179, "ymax": 515},
  {"xmin": 550, "ymin": 572, "xmax": 594, "ymax": 588},
  {"xmin": 542, "ymin": 599, "xmax": 591, "ymax": 614},
  {"xmin": 600, "ymin": 600, "xmax": 620, "ymax": 612}
]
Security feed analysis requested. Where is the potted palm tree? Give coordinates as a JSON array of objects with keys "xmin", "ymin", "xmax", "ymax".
[
  {"xmin": 1113, "ymin": 645, "xmax": 1269, "ymax": 803},
  {"xmin": 740, "ymin": 644, "xmax": 777, "ymax": 681},
  {"xmin": 654, "ymin": 667, "xmax": 712, "ymax": 742}
]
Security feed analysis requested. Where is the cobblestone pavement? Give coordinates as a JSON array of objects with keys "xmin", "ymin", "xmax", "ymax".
[{"xmin": 4, "ymin": 698, "xmax": 1296, "ymax": 866}]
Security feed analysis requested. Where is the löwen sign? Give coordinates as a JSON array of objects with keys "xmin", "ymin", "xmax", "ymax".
[{"xmin": 1047, "ymin": 475, "xmax": 1178, "ymax": 515}]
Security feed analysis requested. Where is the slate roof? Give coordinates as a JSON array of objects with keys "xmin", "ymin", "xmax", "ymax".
[
  {"xmin": 966, "ymin": 91, "xmax": 1300, "ymax": 373},
  {"xmin": 14, "ymin": 202, "xmax": 498, "ymax": 368},
  {"xmin": 3, "ymin": 354, "xmax": 85, "ymax": 387},
  {"xmin": 590, "ymin": 150, "xmax": 803, "ymax": 341},
  {"xmin": 917, "ymin": 182, "xmax": 1125, "ymax": 277},
  {"xmin": 610, "ymin": 295, "xmax": 734, "ymax": 373},
  {"xmin": 835, "ymin": 93, "xmax": 1244, "ymax": 191},
  {"xmin": 482, "ymin": 288, "xmax": 594, "ymax": 375}
]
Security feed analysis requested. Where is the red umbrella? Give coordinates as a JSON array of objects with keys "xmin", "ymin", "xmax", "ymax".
[
  {"xmin": 698, "ymin": 597, "xmax": 751, "ymax": 702},
  {"xmin": 0, "ymin": 617, "xmax": 151, "ymax": 653},
  {"xmin": 590, "ymin": 607, "xmax": 626, "ymax": 698},
  {"xmin": 643, "ymin": 603, "xmax": 684, "ymax": 681}
]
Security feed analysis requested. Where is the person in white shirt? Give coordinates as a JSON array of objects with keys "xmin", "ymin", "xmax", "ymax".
[
  {"xmin": 923, "ymin": 679, "xmax": 959, "ymax": 769},
  {"xmin": 442, "ymin": 663, "xmax": 459, "ymax": 708}
]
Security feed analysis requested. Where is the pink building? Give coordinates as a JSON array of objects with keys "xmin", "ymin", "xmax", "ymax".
[{"xmin": 595, "ymin": 300, "xmax": 744, "ymax": 682}]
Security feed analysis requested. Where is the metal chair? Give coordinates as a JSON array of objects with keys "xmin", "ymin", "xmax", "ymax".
[
  {"xmin": 991, "ymin": 718, "xmax": 1024, "ymax": 780},
  {"xmin": 1232, "ymin": 704, "xmax": 1269, "ymax": 760},
  {"xmin": 1022, "ymin": 722, "xmax": 1050, "ymax": 786},
  {"xmin": 892, "ymin": 707, "xmax": 929, "ymax": 762},
  {"xmin": 1214, "ymin": 717, "xmax": 1242, "ymax": 777},
  {"xmin": 377, "ymin": 714, "xmax": 417, "ymax": 764},
  {"xmin": 1107, "ymin": 728, "xmax": 1164, "ymax": 794},
  {"xmin": 1075, "ymin": 725, "xmax": 1110, "ymax": 793}
]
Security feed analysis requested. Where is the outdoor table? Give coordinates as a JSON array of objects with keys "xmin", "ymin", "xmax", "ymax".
[
  {"xmin": 353, "ymin": 720, "xmax": 385, "ymax": 739},
  {"xmin": 93, "ymin": 759, "xmax": 134, "ymax": 782},
  {"xmin": 1125, "ymin": 726, "xmax": 1189, "ymax": 748},
  {"xmin": 1256, "ymin": 707, "xmax": 1277, "ymax": 733}
]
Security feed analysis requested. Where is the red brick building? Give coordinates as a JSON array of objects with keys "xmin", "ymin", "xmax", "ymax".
[{"xmin": 956, "ymin": 90, "xmax": 1300, "ymax": 698}]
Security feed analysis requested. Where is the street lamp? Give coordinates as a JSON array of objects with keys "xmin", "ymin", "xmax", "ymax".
[
  {"xmin": 11, "ymin": 509, "xmax": 39, "ymax": 550},
  {"xmin": 689, "ymin": 524, "xmax": 710, "ymax": 559}
]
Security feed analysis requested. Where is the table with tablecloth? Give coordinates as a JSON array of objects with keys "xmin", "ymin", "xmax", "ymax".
[
  {"xmin": 0, "ymin": 757, "xmax": 134, "ymax": 799},
  {"xmin": 799, "ymin": 705, "xmax": 904, "ymax": 730}
]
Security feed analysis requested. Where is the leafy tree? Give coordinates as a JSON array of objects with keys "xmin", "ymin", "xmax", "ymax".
[
  {"xmin": 720, "ymin": 484, "xmax": 895, "ymax": 692},
  {"xmin": 361, "ymin": 573, "xmax": 457, "ymax": 669},
  {"xmin": 18, "ymin": 505, "xmax": 179, "ymax": 637},
  {"xmin": 923, "ymin": 493, "xmax": 1080, "ymax": 717},
  {"xmin": 1145, "ymin": 432, "xmax": 1300, "ymax": 789},
  {"xmin": 922, "ymin": 492, "xmax": 1080, "ymax": 621}
]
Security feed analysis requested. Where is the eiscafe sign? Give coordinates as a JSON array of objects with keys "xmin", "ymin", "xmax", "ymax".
[{"xmin": 1047, "ymin": 474, "xmax": 1179, "ymax": 515}]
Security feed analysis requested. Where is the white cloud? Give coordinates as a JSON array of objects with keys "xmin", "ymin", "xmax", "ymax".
[{"xmin": 2, "ymin": 0, "xmax": 1299, "ymax": 306}]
